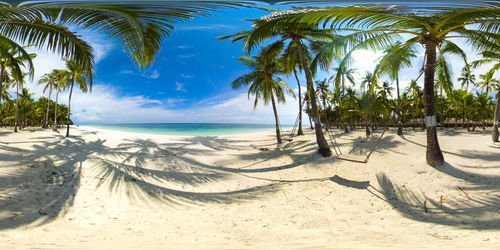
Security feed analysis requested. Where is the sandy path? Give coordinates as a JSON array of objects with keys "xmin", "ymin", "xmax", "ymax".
[{"xmin": 0, "ymin": 126, "xmax": 499, "ymax": 249}]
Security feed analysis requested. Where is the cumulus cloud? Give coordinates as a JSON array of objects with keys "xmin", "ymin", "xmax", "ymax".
[{"xmin": 65, "ymin": 83, "xmax": 300, "ymax": 124}]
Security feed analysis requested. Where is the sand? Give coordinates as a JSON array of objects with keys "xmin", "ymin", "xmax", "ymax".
[{"xmin": 0, "ymin": 125, "xmax": 499, "ymax": 249}]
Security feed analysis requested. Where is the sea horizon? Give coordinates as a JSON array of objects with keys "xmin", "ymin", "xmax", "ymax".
[{"xmin": 80, "ymin": 122, "xmax": 293, "ymax": 136}]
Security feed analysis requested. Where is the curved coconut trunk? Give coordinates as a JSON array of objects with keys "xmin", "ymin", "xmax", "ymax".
[
  {"xmin": 270, "ymin": 94, "xmax": 282, "ymax": 144},
  {"xmin": 492, "ymin": 90, "xmax": 500, "ymax": 142},
  {"xmin": 294, "ymin": 38, "xmax": 331, "ymax": 157},
  {"xmin": 293, "ymin": 68, "xmax": 304, "ymax": 136},
  {"xmin": 53, "ymin": 89, "xmax": 59, "ymax": 131},
  {"xmin": 44, "ymin": 85, "xmax": 52, "ymax": 129},
  {"xmin": 66, "ymin": 81, "xmax": 74, "ymax": 137},
  {"xmin": 423, "ymin": 40, "xmax": 444, "ymax": 167}
]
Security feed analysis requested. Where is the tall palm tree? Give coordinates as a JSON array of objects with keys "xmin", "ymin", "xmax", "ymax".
[
  {"xmin": 232, "ymin": 43, "xmax": 295, "ymax": 144},
  {"xmin": 38, "ymin": 70, "xmax": 59, "ymax": 128},
  {"xmin": 375, "ymin": 42, "xmax": 417, "ymax": 135},
  {"xmin": 330, "ymin": 65, "xmax": 356, "ymax": 132},
  {"xmin": 471, "ymin": 50, "xmax": 500, "ymax": 141},
  {"xmin": 13, "ymin": 76, "xmax": 25, "ymax": 132},
  {"xmin": 279, "ymin": 4, "xmax": 500, "ymax": 166},
  {"xmin": 218, "ymin": 15, "xmax": 337, "ymax": 156},
  {"xmin": 61, "ymin": 60, "xmax": 92, "ymax": 137}
]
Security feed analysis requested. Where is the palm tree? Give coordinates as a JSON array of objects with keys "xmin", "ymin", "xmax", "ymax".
[
  {"xmin": 458, "ymin": 64, "xmax": 476, "ymax": 92},
  {"xmin": 13, "ymin": 77, "xmax": 25, "ymax": 132},
  {"xmin": 61, "ymin": 60, "xmax": 92, "ymax": 137},
  {"xmin": 218, "ymin": 15, "xmax": 337, "ymax": 156},
  {"xmin": 0, "ymin": 37, "xmax": 34, "ymax": 121},
  {"xmin": 232, "ymin": 43, "xmax": 295, "ymax": 144},
  {"xmin": 375, "ymin": 42, "xmax": 417, "ymax": 135},
  {"xmin": 50, "ymin": 70, "xmax": 65, "ymax": 132},
  {"xmin": 38, "ymin": 70, "xmax": 59, "ymax": 128},
  {"xmin": 471, "ymin": 50, "xmax": 500, "ymax": 141},
  {"xmin": 330, "ymin": 65, "xmax": 356, "ymax": 132},
  {"xmin": 279, "ymin": 4, "xmax": 500, "ymax": 166}
]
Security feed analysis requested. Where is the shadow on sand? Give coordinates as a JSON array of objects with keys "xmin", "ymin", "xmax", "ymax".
[{"xmin": 0, "ymin": 132, "xmax": 321, "ymax": 230}]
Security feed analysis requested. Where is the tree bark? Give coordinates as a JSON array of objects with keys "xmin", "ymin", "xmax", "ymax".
[
  {"xmin": 396, "ymin": 75, "xmax": 403, "ymax": 135},
  {"xmin": 66, "ymin": 81, "xmax": 74, "ymax": 137},
  {"xmin": 53, "ymin": 90, "xmax": 59, "ymax": 131},
  {"xmin": 14, "ymin": 82, "xmax": 19, "ymax": 132},
  {"xmin": 44, "ymin": 85, "xmax": 52, "ymax": 129},
  {"xmin": 294, "ymin": 37, "xmax": 331, "ymax": 157},
  {"xmin": 293, "ymin": 68, "xmax": 304, "ymax": 136},
  {"xmin": 492, "ymin": 90, "xmax": 500, "ymax": 142},
  {"xmin": 270, "ymin": 94, "xmax": 282, "ymax": 144},
  {"xmin": 423, "ymin": 40, "xmax": 444, "ymax": 166}
]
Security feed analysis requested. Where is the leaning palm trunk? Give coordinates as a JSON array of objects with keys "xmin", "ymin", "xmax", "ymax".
[
  {"xmin": 423, "ymin": 41, "xmax": 444, "ymax": 166},
  {"xmin": 270, "ymin": 94, "xmax": 282, "ymax": 144},
  {"xmin": 14, "ymin": 83, "xmax": 19, "ymax": 132},
  {"xmin": 53, "ymin": 89, "xmax": 59, "ymax": 131},
  {"xmin": 44, "ymin": 85, "xmax": 52, "ymax": 128},
  {"xmin": 293, "ymin": 68, "xmax": 304, "ymax": 135},
  {"xmin": 294, "ymin": 38, "xmax": 331, "ymax": 157},
  {"xmin": 492, "ymin": 90, "xmax": 500, "ymax": 142},
  {"xmin": 66, "ymin": 82, "xmax": 74, "ymax": 137}
]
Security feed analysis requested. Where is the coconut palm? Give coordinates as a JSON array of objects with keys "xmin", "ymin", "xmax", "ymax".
[
  {"xmin": 330, "ymin": 65, "xmax": 356, "ymax": 132},
  {"xmin": 0, "ymin": 1, "xmax": 247, "ymax": 75},
  {"xmin": 232, "ymin": 43, "xmax": 295, "ymax": 144},
  {"xmin": 38, "ymin": 70, "xmax": 59, "ymax": 128},
  {"xmin": 471, "ymin": 49, "xmax": 500, "ymax": 141},
  {"xmin": 458, "ymin": 64, "xmax": 476, "ymax": 92},
  {"xmin": 277, "ymin": 4, "xmax": 500, "ymax": 166},
  {"xmin": 61, "ymin": 60, "xmax": 92, "ymax": 137},
  {"xmin": 279, "ymin": 42, "xmax": 312, "ymax": 136},
  {"xmin": 375, "ymin": 42, "xmax": 417, "ymax": 135},
  {"xmin": 218, "ymin": 15, "xmax": 337, "ymax": 156},
  {"xmin": 0, "ymin": 37, "xmax": 34, "ymax": 121}
]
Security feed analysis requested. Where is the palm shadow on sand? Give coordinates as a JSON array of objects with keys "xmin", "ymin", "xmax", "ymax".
[
  {"xmin": 376, "ymin": 162, "xmax": 500, "ymax": 230},
  {"xmin": 0, "ymin": 134, "xmax": 297, "ymax": 230}
]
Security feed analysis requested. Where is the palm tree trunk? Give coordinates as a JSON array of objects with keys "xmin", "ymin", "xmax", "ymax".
[
  {"xmin": 396, "ymin": 75, "xmax": 403, "ymax": 135},
  {"xmin": 270, "ymin": 94, "xmax": 282, "ymax": 144},
  {"xmin": 293, "ymin": 68, "xmax": 304, "ymax": 136},
  {"xmin": 66, "ymin": 82, "xmax": 74, "ymax": 137},
  {"xmin": 423, "ymin": 41, "xmax": 444, "ymax": 166},
  {"xmin": 53, "ymin": 89, "xmax": 59, "ymax": 131},
  {"xmin": 0, "ymin": 64, "xmax": 4, "ymax": 122},
  {"xmin": 14, "ymin": 83, "xmax": 19, "ymax": 132},
  {"xmin": 492, "ymin": 90, "xmax": 500, "ymax": 142},
  {"xmin": 294, "ymin": 38, "xmax": 331, "ymax": 157},
  {"xmin": 44, "ymin": 85, "xmax": 52, "ymax": 129}
]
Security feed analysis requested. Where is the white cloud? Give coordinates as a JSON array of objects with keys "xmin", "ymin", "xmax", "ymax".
[
  {"xmin": 67, "ymin": 84, "xmax": 301, "ymax": 125},
  {"xmin": 175, "ymin": 82, "xmax": 187, "ymax": 92},
  {"xmin": 141, "ymin": 69, "xmax": 160, "ymax": 79}
]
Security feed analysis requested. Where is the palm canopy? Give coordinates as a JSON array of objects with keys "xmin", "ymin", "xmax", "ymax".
[
  {"xmin": 232, "ymin": 42, "xmax": 294, "ymax": 108},
  {"xmin": 0, "ymin": 35, "xmax": 34, "ymax": 82},
  {"xmin": 0, "ymin": 1, "xmax": 245, "ymax": 73}
]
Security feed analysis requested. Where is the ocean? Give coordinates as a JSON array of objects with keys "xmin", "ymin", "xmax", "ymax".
[{"xmin": 82, "ymin": 123, "xmax": 291, "ymax": 136}]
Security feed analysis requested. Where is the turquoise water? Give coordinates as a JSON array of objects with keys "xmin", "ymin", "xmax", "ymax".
[{"xmin": 82, "ymin": 123, "xmax": 291, "ymax": 136}]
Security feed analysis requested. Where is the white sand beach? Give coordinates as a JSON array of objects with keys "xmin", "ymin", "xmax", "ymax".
[{"xmin": 0, "ymin": 126, "xmax": 499, "ymax": 249}]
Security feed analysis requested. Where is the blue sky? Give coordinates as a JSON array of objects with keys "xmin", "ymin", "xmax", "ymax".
[{"xmin": 22, "ymin": 2, "xmax": 496, "ymax": 125}]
